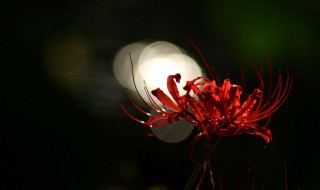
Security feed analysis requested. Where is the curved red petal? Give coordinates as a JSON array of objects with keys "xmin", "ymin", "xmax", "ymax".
[
  {"xmin": 221, "ymin": 79, "xmax": 232, "ymax": 101},
  {"xmin": 151, "ymin": 88, "xmax": 182, "ymax": 112},
  {"xmin": 228, "ymin": 84, "xmax": 242, "ymax": 117},
  {"xmin": 246, "ymin": 126, "xmax": 272, "ymax": 143},
  {"xmin": 237, "ymin": 89, "xmax": 263, "ymax": 118},
  {"xmin": 167, "ymin": 73, "xmax": 181, "ymax": 103}
]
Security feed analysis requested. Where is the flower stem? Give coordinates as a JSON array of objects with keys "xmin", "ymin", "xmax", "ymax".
[
  {"xmin": 184, "ymin": 137, "xmax": 222, "ymax": 190},
  {"xmin": 184, "ymin": 157, "xmax": 205, "ymax": 190}
]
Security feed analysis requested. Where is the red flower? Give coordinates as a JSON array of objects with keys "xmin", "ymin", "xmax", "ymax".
[{"xmin": 120, "ymin": 51, "xmax": 292, "ymax": 161}]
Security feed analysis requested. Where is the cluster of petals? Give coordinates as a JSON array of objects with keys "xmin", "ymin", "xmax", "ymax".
[
  {"xmin": 122, "ymin": 68, "xmax": 291, "ymax": 143},
  {"xmin": 120, "ymin": 50, "xmax": 292, "ymax": 163}
]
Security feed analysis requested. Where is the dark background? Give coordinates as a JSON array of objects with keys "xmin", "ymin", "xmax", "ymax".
[{"xmin": 3, "ymin": 0, "xmax": 320, "ymax": 189}]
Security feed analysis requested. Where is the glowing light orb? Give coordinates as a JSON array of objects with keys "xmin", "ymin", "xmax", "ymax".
[
  {"xmin": 113, "ymin": 41, "xmax": 203, "ymax": 106},
  {"xmin": 113, "ymin": 42, "xmax": 147, "ymax": 91},
  {"xmin": 113, "ymin": 41, "xmax": 203, "ymax": 143}
]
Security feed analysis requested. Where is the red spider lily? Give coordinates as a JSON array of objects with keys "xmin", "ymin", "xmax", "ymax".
[
  {"xmin": 120, "ymin": 48, "xmax": 292, "ymax": 162},
  {"xmin": 119, "ymin": 45, "xmax": 292, "ymax": 189}
]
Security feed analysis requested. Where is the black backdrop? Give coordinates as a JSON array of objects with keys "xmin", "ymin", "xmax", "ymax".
[{"xmin": 3, "ymin": 0, "xmax": 320, "ymax": 189}]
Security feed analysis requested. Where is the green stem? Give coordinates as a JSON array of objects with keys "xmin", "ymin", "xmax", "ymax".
[
  {"xmin": 184, "ymin": 137, "xmax": 222, "ymax": 190},
  {"xmin": 184, "ymin": 157, "xmax": 205, "ymax": 190}
]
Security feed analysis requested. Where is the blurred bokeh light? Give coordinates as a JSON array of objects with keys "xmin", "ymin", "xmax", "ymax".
[
  {"xmin": 113, "ymin": 41, "xmax": 203, "ymax": 107},
  {"xmin": 113, "ymin": 41, "xmax": 200, "ymax": 142}
]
